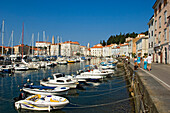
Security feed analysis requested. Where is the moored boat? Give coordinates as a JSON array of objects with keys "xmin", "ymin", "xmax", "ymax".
[
  {"xmin": 22, "ymin": 84, "xmax": 70, "ymax": 95},
  {"xmin": 15, "ymin": 94, "xmax": 69, "ymax": 112}
]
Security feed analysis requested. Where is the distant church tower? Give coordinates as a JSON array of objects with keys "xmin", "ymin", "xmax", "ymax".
[
  {"xmin": 52, "ymin": 36, "xmax": 55, "ymax": 44},
  {"xmin": 87, "ymin": 43, "xmax": 90, "ymax": 48}
]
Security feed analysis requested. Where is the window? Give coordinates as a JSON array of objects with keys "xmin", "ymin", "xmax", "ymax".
[
  {"xmin": 155, "ymin": 8, "xmax": 157, "ymax": 16},
  {"xmin": 149, "ymin": 43, "xmax": 150, "ymax": 48},
  {"xmin": 164, "ymin": 11, "xmax": 167, "ymax": 24},
  {"xmin": 164, "ymin": 28, "xmax": 167, "ymax": 41},
  {"xmin": 159, "ymin": 16, "xmax": 161, "ymax": 28},
  {"xmin": 164, "ymin": 0, "xmax": 167, "ymax": 6},
  {"xmin": 159, "ymin": 3, "xmax": 162, "ymax": 12},
  {"xmin": 155, "ymin": 20, "xmax": 157, "ymax": 30},
  {"xmin": 151, "ymin": 31, "xmax": 153, "ymax": 36},
  {"xmin": 151, "ymin": 42, "xmax": 153, "ymax": 48},
  {"xmin": 158, "ymin": 32, "xmax": 161, "ymax": 43}
]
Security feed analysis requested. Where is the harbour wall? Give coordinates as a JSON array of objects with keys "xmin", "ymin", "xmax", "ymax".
[{"xmin": 124, "ymin": 63, "xmax": 159, "ymax": 113}]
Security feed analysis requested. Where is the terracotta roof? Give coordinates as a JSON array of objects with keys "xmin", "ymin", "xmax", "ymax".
[
  {"xmin": 63, "ymin": 41, "xmax": 80, "ymax": 45},
  {"xmin": 112, "ymin": 46, "xmax": 120, "ymax": 49},
  {"xmin": 91, "ymin": 46, "xmax": 103, "ymax": 48}
]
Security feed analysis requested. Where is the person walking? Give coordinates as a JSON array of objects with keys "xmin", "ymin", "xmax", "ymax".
[
  {"xmin": 143, "ymin": 56, "xmax": 147, "ymax": 70},
  {"xmin": 137, "ymin": 54, "xmax": 141, "ymax": 68},
  {"xmin": 147, "ymin": 54, "xmax": 152, "ymax": 71},
  {"xmin": 133, "ymin": 55, "xmax": 138, "ymax": 70}
]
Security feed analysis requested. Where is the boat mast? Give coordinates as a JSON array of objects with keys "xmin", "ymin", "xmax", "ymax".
[
  {"xmin": 37, "ymin": 32, "xmax": 39, "ymax": 55},
  {"xmin": 11, "ymin": 30, "xmax": 14, "ymax": 55},
  {"xmin": 22, "ymin": 22, "xmax": 24, "ymax": 59},
  {"xmin": 1, "ymin": 20, "xmax": 4, "ymax": 56},
  {"xmin": 32, "ymin": 33, "xmax": 34, "ymax": 57}
]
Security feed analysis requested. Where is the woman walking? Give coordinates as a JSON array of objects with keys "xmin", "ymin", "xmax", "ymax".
[
  {"xmin": 134, "ymin": 55, "xmax": 138, "ymax": 70},
  {"xmin": 137, "ymin": 54, "xmax": 141, "ymax": 68},
  {"xmin": 143, "ymin": 56, "xmax": 147, "ymax": 70}
]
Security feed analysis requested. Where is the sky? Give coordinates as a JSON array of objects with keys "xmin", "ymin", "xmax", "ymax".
[{"xmin": 0, "ymin": 0, "xmax": 156, "ymax": 47}]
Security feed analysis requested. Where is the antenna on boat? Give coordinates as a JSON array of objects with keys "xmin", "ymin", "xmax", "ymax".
[
  {"xmin": 22, "ymin": 22, "xmax": 24, "ymax": 59},
  {"xmin": 1, "ymin": 20, "xmax": 4, "ymax": 56}
]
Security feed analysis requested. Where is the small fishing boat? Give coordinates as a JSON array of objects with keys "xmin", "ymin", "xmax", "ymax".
[
  {"xmin": 40, "ymin": 73, "xmax": 78, "ymax": 88},
  {"xmin": 15, "ymin": 94, "xmax": 69, "ymax": 112},
  {"xmin": 0, "ymin": 65, "xmax": 14, "ymax": 73},
  {"xmin": 22, "ymin": 84, "xmax": 70, "ymax": 95},
  {"xmin": 67, "ymin": 58, "xmax": 76, "ymax": 63},
  {"xmin": 58, "ymin": 60, "xmax": 67, "ymax": 65}
]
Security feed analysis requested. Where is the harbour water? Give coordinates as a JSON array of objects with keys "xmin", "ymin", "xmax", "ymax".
[{"xmin": 0, "ymin": 59, "xmax": 134, "ymax": 113}]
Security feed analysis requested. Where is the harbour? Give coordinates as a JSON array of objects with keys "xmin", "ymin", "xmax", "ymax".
[{"xmin": 0, "ymin": 58, "xmax": 134, "ymax": 113}]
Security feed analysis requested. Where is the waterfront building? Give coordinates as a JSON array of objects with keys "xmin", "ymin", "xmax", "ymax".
[
  {"xmin": 133, "ymin": 34, "xmax": 145, "ymax": 56},
  {"xmin": 152, "ymin": 0, "xmax": 170, "ymax": 64},
  {"xmin": 103, "ymin": 45, "xmax": 112, "ymax": 57},
  {"xmin": 91, "ymin": 44, "xmax": 103, "ymax": 57},
  {"xmin": 61, "ymin": 41, "xmax": 80, "ymax": 56},
  {"xmin": 119, "ymin": 43, "xmax": 129, "ymax": 56},
  {"xmin": 126, "ymin": 37, "xmax": 133, "ymax": 58},
  {"xmin": 136, "ymin": 36, "xmax": 149, "ymax": 57},
  {"xmin": 35, "ymin": 41, "xmax": 51, "ymax": 55},
  {"xmin": 80, "ymin": 46, "xmax": 88, "ymax": 56},
  {"xmin": 13, "ymin": 44, "xmax": 29, "ymax": 55},
  {"xmin": 50, "ymin": 43, "xmax": 61, "ymax": 56},
  {"xmin": 111, "ymin": 46, "xmax": 120, "ymax": 57},
  {"xmin": 148, "ymin": 15, "xmax": 155, "ymax": 62}
]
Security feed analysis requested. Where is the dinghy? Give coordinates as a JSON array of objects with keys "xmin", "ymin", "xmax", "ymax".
[
  {"xmin": 22, "ymin": 84, "xmax": 70, "ymax": 95},
  {"xmin": 15, "ymin": 94, "xmax": 69, "ymax": 112}
]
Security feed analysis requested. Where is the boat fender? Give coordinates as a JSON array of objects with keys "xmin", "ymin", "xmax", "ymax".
[
  {"xmin": 48, "ymin": 106, "xmax": 51, "ymax": 112},
  {"xmin": 27, "ymin": 79, "xmax": 30, "ymax": 82},
  {"xmin": 30, "ymin": 83, "xmax": 33, "ymax": 85}
]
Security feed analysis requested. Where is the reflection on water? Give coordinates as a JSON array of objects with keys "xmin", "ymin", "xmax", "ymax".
[{"xmin": 0, "ymin": 58, "xmax": 134, "ymax": 113}]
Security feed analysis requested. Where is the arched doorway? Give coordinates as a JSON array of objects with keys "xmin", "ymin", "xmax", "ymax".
[{"xmin": 165, "ymin": 47, "xmax": 167, "ymax": 64}]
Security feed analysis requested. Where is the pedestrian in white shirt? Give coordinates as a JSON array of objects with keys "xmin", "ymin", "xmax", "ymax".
[{"xmin": 147, "ymin": 54, "xmax": 152, "ymax": 71}]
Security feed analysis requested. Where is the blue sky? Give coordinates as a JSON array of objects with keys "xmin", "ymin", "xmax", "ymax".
[{"xmin": 0, "ymin": 0, "xmax": 155, "ymax": 47}]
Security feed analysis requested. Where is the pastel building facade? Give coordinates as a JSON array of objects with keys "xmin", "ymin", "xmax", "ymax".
[
  {"xmin": 136, "ymin": 36, "xmax": 149, "ymax": 57},
  {"xmin": 61, "ymin": 41, "xmax": 80, "ymax": 56},
  {"xmin": 91, "ymin": 44, "xmax": 103, "ymax": 57},
  {"xmin": 148, "ymin": 16, "xmax": 155, "ymax": 61},
  {"xmin": 119, "ymin": 43, "xmax": 129, "ymax": 56},
  {"xmin": 153, "ymin": 0, "xmax": 170, "ymax": 64}
]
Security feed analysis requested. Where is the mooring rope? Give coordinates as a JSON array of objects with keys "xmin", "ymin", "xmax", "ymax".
[
  {"xmin": 66, "ymin": 95, "xmax": 141, "ymax": 109},
  {"xmin": 79, "ymin": 84, "xmax": 131, "ymax": 93},
  {"xmin": 68, "ymin": 84, "xmax": 131, "ymax": 98}
]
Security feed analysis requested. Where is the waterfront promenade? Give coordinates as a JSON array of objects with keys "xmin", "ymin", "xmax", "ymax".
[{"xmin": 129, "ymin": 59, "xmax": 170, "ymax": 113}]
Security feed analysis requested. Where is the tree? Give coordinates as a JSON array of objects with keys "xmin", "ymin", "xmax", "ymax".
[{"xmin": 102, "ymin": 40, "xmax": 106, "ymax": 46}]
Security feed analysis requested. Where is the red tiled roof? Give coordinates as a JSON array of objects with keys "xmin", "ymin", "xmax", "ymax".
[{"xmin": 63, "ymin": 41, "xmax": 79, "ymax": 45}]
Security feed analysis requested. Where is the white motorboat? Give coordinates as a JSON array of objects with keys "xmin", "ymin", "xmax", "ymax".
[
  {"xmin": 13, "ymin": 63, "xmax": 29, "ymax": 71},
  {"xmin": 80, "ymin": 69, "xmax": 113, "ymax": 78},
  {"xmin": 40, "ymin": 73, "xmax": 78, "ymax": 88},
  {"xmin": 15, "ymin": 94, "xmax": 69, "ymax": 111},
  {"xmin": 22, "ymin": 84, "xmax": 70, "ymax": 95},
  {"xmin": 76, "ymin": 74, "xmax": 103, "ymax": 82},
  {"xmin": 27, "ymin": 62, "xmax": 40, "ymax": 70}
]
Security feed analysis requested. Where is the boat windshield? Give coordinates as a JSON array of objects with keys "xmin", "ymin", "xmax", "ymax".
[{"xmin": 66, "ymin": 79, "xmax": 72, "ymax": 82}]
